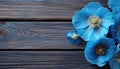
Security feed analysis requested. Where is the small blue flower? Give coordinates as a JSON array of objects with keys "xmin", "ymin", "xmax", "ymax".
[
  {"xmin": 108, "ymin": 0, "xmax": 120, "ymax": 11},
  {"xmin": 109, "ymin": 44, "xmax": 120, "ymax": 69},
  {"xmin": 66, "ymin": 30, "xmax": 81, "ymax": 45},
  {"xmin": 84, "ymin": 37, "xmax": 115, "ymax": 67},
  {"xmin": 72, "ymin": 2, "xmax": 114, "ymax": 41}
]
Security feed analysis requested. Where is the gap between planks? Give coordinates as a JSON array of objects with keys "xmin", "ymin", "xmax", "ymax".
[{"xmin": 0, "ymin": 51, "xmax": 109, "ymax": 69}]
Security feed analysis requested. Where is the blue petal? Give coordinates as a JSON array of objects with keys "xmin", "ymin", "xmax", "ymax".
[
  {"xmin": 93, "ymin": 27, "xmax": 108, "ymax": 40},
  {"xmin": 78, "ymin": 27, "xmax": 94, "ymax": 41},
  {"xmin": 97, "ymin": 56, "xmax": 107, "ymax": 67},
  {"xmin": 67, "ymin": 31, "xmax": 73, "ymax": 38},
  {"xmin": 85, "ymin": 2, "xmax": 102, "ymax": 12},
  {"xmin": 77, "ymin": 27, "xmax": 108, "ymax": 41},
  {"xmin": 115, "ymin": 23, "xmax": 120, "ymax": 31},
  {"xmin": 96, "ymin": 7, "xmax": 111, "ymax": 18},
  {"xmin": 102, "ymin": 47, "xmax": 114, "ymax": 61},
  {"xmin": 110, "ymin": 25, "xmax": 118, "ymax": 40},
  {"xmin": 74, "ymin": 39, "xmax": 81, "ymax": 45},
  {"xmin": 100, "ymin": 38, "xmax": 115, "ymax": 49},
  {"xmin": 110, "ymin": 11, "xmax": 120, "ymax": 40},
  {"xmin": 72, "ymin": 9, "xmax": 90, "ymax": 29},
  {"xmin": 100, "ymin": 10, "xmax": 114, "ymax": 30},
  {"xmin": 84, "ymin": 41, "xmax": 99, "ymax": 64},
  {"xmin": 112, "ymin": 11, "xmax": 120, "ymax": 23},
  {"xmin": 108, "ymin": 0, "xmax": 120, "ymax": 11},
  {"xmin": 109, "ymin": 58, "xmax": 120, "ymax": 69},
  {"xmin": 116, "ymin": 44, "xmax": 120, "ymax": 53}
]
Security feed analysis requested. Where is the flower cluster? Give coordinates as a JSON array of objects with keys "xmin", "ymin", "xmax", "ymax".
[{"xmin": 66, "ymin": 1, "xmax": 120, "ymax": 68}]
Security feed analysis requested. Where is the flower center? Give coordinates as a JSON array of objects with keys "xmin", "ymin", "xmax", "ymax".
[
  {"xmin": 96, "ymin": 45, "xmax": 105, "ymax": 55},
  {"xmin": 88, "ymin": 16, "xmax": 101, "ymax": 28},
  {"xmin": 116, "ymin": 55, "xmax": 120, "ymax": 63},
  {"xmin": 72, "ymin": 33, "xmax": 78, "ymax": 40}
]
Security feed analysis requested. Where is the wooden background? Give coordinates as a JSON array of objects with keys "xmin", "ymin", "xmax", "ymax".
[{"xmin": 0, "ymin": 0, "xmax": 109, "ymax": 69}]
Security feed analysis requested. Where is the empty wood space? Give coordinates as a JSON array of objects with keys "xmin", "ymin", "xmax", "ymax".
[
  {"xmin": 0, "ymin": 0, "xmax": 107, "ymax": 20},
  {"xmin": 0, "ymin": 0, "xmax": 109, "ymax": 69}
]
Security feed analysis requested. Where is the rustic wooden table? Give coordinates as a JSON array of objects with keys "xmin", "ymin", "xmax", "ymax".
[{"xmin": 0, "ymin": 0, "xmax": 109, "ymax": 69}]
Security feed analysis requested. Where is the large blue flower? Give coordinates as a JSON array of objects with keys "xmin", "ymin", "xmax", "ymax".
[
  {"xmin": 108, "ymin": 0, "xmax": 120, "ymax": 11},
  {"xmin": 109, "ymin": 44, "xmax": 120, "ymax": 69},
  {"xmin": 72, "ymin": 2, "xmax": 114, "ymax": 41},
  {"xmin": 66, "ymin": 30, "xmax": 81, "ymax": 45},
  {"xmin": 84, "ymin": 37, "xmax": 115, "ymax": 67}
]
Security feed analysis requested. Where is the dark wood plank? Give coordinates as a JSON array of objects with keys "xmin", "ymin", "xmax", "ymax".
[
  {"xmin": 0, "ymin": 0, "xmax": 107, "ymax": 20},
  {"xmin": 0, "ymin": 21, "xmax": 85, "ymax": 49},
  {"xmin": 0, "ymin": 51, "xmax": 109, "ymax": 69}
]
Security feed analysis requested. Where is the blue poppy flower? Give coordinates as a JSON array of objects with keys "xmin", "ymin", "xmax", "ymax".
[
  {"xmin": 108, "ymin": 0, "xmax": 120, "ymax": 11},
  {"xmin": 72, "ymin": 2, "xmax": 114, "ymax": 41},
  {"xmin": 66, "ymin": 30, "xmax": 81, "ymax": 45},
  {"xmin": 109, "ymin": 44, "xmax": 120, "ymax": 69},
  {"xmin": 84, "ymin": 37, "xmax": 115, "ymax": 67},
  {"xmin": 110, "ymin": 11, "xmax": 120, "ymax": 42}
]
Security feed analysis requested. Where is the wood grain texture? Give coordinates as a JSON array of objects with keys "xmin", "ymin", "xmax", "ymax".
[
  {"xmin": 0, "ymin": 51, "xmax": 109, "ymax": 69},
  {"xmin": 0, "ymin": 21, "xmax": 85, "ymax": 49},
  {"xmin": 0, "ymin": 1, "xmax": 110, "ymax": 69},
  {"xmin": 0, "ymin": 0, "xmax": 107, "ymax": 20}
]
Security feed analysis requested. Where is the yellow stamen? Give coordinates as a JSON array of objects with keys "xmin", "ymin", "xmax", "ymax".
[
  {"xmin": 88, "ymin": 16, "xmax": 101, "ymax": 28},
  {"xmin": 72, "ymin": 33, "xmax": 78, "ymax": 40},
  {"xmin": 96, "ymin": 45, "xmax": 105, "ymax": 55},
  {"xmin": 116, "ymin": 55, "xmax": 120, "ymax": 63},
  {"xmin": 91, "ymin": 18, "xmax": 98, "ymax": 24}
]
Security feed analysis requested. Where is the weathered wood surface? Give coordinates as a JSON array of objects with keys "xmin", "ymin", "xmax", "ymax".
[
  {"xmin": 0, "ymin": 0, "xmax": 109, "ymax": 69},
  {"xmin": 0, "ymin": 0, "xmax": 107, "ymax": 20},
  {"xmin": 0, "ymin": 21, "xmax": 85, "ymax": 49},
  {"xmin": 0, "ymin": 51, "xmax": 109, "ymax": 69}
]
